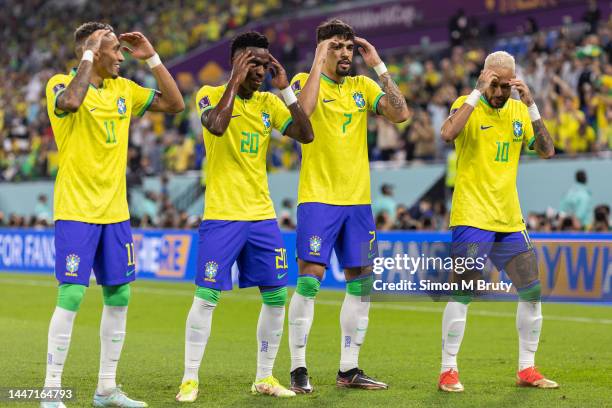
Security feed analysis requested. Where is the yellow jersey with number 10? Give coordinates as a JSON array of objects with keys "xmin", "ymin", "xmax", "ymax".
[
  {"xmin": 46, "ymin": 69, "xmax": 156, "ymax": 224},
  {"xmin": 195, "ymin": 84, "xmax": 293, "ymax": 221},
  {"xmin": 449, "ymin": 95, "xmax": 535, "ymax": 232},
  {"xmin": 290, "ymin": 73, "xmax": 385, "ymax": 205}
]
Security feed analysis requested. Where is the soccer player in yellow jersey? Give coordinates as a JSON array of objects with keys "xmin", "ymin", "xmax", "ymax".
[
  {"xmin": 437, "ymin": 51, "xmax": 557, "ymax": 392},
  {"xmin": 175, "ymin": 32, "xmax": 313, "ymax": 402},
  {"xmin": 287, "ymin": 20, "xmax": 409, "ymax": 392},
  {"xmin": 42, "ymin": 22, "xmax": 184, "ymax": 408}
]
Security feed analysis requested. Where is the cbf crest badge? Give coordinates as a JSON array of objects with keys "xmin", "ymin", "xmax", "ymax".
[
  {"xmin": 262, "ymin": 112, "xmax": 271, "ymax": 129},
  {"xmin": 65, "ymin": 254, "xmax": 80, "ymax": 277},
  {"xmin": 512, "ymin": 120, "xmax": 523, "ymax": 141},
  {"xmin": 204, "ymin": 261, "xmax": 219, "ymax": 282},
  {"xmin": 309, "ymin": 235, "xmax": 322, "ymax": 256},
  {"xmin": 117, "ymin": 97, "xmax": 127, "ymax": 115},
  {"xmin": 353, "ymin": 92, "xmax": 366, "ymax": 109}
]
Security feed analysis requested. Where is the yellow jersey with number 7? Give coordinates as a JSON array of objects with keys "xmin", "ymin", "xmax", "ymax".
[
  {"xmin": 290, "ymin": 73, "xmax": 385, "ymax": 205},
  {"xmin": 449, "ymin": 95, "xmax": 535, "ymax": 232},
  {"xmin": 46, "ymin": 69, "xmax": 156, "ymax": 224}
]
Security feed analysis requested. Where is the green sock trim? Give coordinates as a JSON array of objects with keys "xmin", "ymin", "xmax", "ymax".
[
  {"xmin": 296, "ymin": 276, "xmax": 321, "ymax": 298},
  {"xmin": 195, "ymin": 287, "xmax": 221, "ymax": 304},
  {"xmin": 451, "ymin": 294, "xmax": 473, "ymax": 305},
  {"xmin": 346, "ymin": 275, "xmax": 374, "ymax": 296},
  {"xmin": 261, "ymin": 287, "xmax": 287, "ymax": 306},
  {"xmin": 451, "ymin": 290, "xmax": 473, "ymax": 305},
  {"xmin": 518, "ymin": 282, "xmax": 541, "ymax": 302},
  {"xmin": 102, "ymin": 284, "xmax": 131, "ymax": 306},
  {"xmin": 57, "ymin": 284, "xmax": 86, "ymax": 312}
]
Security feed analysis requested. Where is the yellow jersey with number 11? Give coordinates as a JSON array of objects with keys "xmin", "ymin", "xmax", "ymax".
[
  {"xmin": 449, "ymin": 95, "xmax": 535, "ymax": 232},
  {"xmin": 290, "ymin": 73, "xmax": 385, "ymax": 205},
  {"xmin": 46, "ymin": 69, "xmax": 156, "ymax": 224}
]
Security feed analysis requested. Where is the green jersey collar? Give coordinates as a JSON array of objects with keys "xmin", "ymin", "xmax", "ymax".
[{"xmin": 321, "ymin": 72, "xmax": 345, "ymax": 85}]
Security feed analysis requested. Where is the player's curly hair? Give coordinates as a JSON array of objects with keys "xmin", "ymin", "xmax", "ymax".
[
  {"xmin": 316, "ymin": 19, "xmax": 355, "ymax": 43},
  {"xmin": 230, "ymin": 31, "xmax": 269, "ymax": 59},
  {"xmin": 74, "ymin": 22, "xmax": 114, "ymax": 45}
]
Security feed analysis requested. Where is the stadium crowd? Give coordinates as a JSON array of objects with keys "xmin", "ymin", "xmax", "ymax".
[{"xmin": 1, "ymin": 2, "xmax": 610, "ymax": 232}]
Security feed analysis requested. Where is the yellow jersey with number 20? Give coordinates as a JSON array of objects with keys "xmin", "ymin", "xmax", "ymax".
[
  {"xmin": 449, "ymin": 95, "xmax": 535, "ymax": 232},
  {"xmin": 46, "ymin": 69, "xmax": 155, "ymax": 224},
  {"xmin": 195, "ymin": 84, "xmax": 293, "ymax": 221},
  {"xmin": 290, "ymin": 73, "xmax": 385, "ymax": 205}
]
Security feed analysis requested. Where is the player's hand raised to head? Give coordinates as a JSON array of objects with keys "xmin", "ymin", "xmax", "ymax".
[
  {"xmin": 476, "ymin": 69, "xmax": 499, "ymax": 93},
  {"xmin": 509, "ymin": 78, "xmax": 534, "ymax": 106},
  {"xmin": 314, "ymin": 39, "xmax": 334, "ymax": 67},
  {"xmin": 229, "ymin": 50, "xmax": 254, "ymax": 87},
  {"xmin": 119, "ymin": 32, "xmax": 156, "ymax": 60},
  {"xmin": 269, "ymin": 55, "xmax": 289, "ymax": 89},
  {"xmin": 84, "ymin": 29, "xmax": 111, "ymax": 54},
  {"xmin": 354, "ymin": 37, "xmax": 382, "ymax": 68}
]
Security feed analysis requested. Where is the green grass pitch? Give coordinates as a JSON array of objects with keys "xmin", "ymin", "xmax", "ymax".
[{"xmin": 1, "ymin": 272, "xmax": 611, "ymax": 408}]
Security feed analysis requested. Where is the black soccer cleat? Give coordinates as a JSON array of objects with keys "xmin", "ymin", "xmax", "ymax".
[
  {"xmin": 336, "ymin": 368, "xmax": 388, "ymax": 390},
  {"xmin": 290, "ymin": 367, "xmax": 313, "ymax": 394}
]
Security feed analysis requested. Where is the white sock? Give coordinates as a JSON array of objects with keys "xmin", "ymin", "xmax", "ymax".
[
  {"xmin": 44, "ymin": 307, "xmax": 77, "ymax": 388},
  {"xmin": 183, "ymin": 297, "xmax": 216, "ymax": 383},
  {"xmin": 256, "ymin": 304, "xmax": 285, "ymax": 381},
  {"xmin": 288, "ymin": 292, "xmax": 315, "ymax": 371},
  {"xmin": 339, "ymin": 293, "xmax": 370, "ymax": 372},
  {"xmin": 441, "ymin": 301, "xmax": 468, "ymax": 373},
  {"xmin": 516, "ymin": 301, "xmax": 542, "ymax": 371},
  {"xmin": 97, "ymin": 305, "xmax": 128, "ymax": 395}
]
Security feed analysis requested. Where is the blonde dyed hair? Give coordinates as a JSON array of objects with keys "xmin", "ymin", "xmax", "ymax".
[{"xmin": 484, "ymin": 51, "xmax": 515, "ymax": 73}]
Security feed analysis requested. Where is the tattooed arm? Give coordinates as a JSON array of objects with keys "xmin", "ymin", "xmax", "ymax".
[
  {"xmin": 377, "ymin": 72, "xmax": 410, "ymax": 123},
  {"xmin": 440, "ymin": 69, "xmax": 497, "ymax": 142},
  {"xmin": 530, "ymin": 119, "xmax": 555, "ymax": 159},
  {"xmin": 354, "ymin": 37, "xmax": 409, "ymax": 123},
  {"xmin": 57, "ymin": 29, "xmax": 109, "ymax": 112},
  {"xmin": 510, "ymin": 79, "xmax": 555, "ymax": 159}
]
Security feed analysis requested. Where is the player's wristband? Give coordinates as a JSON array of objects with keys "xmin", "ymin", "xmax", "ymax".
[
  {"xmin": 528, "ymin": 103, "xmax": 541, "ymax": 121},
  {"xmin": 146, "ymin": 53, "xmax": 162, "ymax": 69},
  {"xmin": 82, "ymin": 50, "xmax": 94, "ymax": 63},
  {"xmin": 280, "ymin": 87, "xmax": 297, "ymax": 106},
  {"xmin": 373, "ymin": 61, "xmax": 388, "ymax": 76},
  {"xmin": 465, "ymin": 89, "xmax": 481, "ymax": 107}
]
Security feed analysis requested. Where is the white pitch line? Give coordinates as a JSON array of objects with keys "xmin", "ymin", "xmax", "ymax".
[{"xmin": 1, "ymin": 277, "xmax": 611, "ymax": 325}]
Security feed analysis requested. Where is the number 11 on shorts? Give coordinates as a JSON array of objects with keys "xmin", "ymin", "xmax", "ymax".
[{"xmin": 125, "ymin": 242, "xmax": 135, "ymax": 266}]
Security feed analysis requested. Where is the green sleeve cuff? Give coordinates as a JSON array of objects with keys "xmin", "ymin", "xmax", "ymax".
[
  {"xmin": 201, "ymin": 106, "xmax": 214, "ymax": 114},
  {"xmin": 279, "ymin": 117, "xmax": 293, "ymax": 134},
  {"xmin": 528, "ymin": 136, "xmax": 536, "ymax": 150},
  {"xmin": 136, "ymin": 89, "xmax": 156, "ymax": 117},
  {"xmin": 372, "ymin": 92, "xmax": 385, "ymax": 114},
  {"xmin": 53, "ymin": 90, "xmax": 69, "ymax": 118}
]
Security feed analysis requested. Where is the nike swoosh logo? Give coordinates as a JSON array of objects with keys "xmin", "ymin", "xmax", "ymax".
[
  {"xmin": 111, "ymin": 339, "xmax": 122, "ymax": 343},
  {"xmin": 231, "ymin": 114, "xmax": 241, "ymax": 118},
  {"xmin": 126, "ymin": 269, "xmax": 135, "ymax": 276},
  {"xmin": 322, "ymin": 99, "xmax": 336, "ymax": 103},
  {"xmin": 90, "ymin": 107, "xmax": 97, "ymax": 112},
  {"xmin": 480, "ymin": 125, "xmax": 493, "ymax": 130},
  {"xmin": 57, "ymin": 347, "xmax": 67, "ymax": 351},
  {"xmin": 277, "ymin": 272, "xmax": 287, "ymax": 279}
]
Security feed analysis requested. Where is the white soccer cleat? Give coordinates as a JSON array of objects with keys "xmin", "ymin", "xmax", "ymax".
[{"xmin": 40, "ymin": 402, "xmax": 67, "ymax": 408}]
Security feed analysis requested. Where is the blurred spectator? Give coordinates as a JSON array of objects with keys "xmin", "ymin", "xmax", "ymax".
[
  {"xmin": 279, "ymin": 198, "xmax": 296, "ymax": 230},
  {"xmin": 590, "ymin": 204, "xmax": 610, "ymax": 232},
  {"xmin": 559, "ymin": 170, "xmax": 593, "ymax": 228},
  {"xmin": 34, "ymin": 193, "xmax": 51, "ymax": 223},
  {"xmin": 409, "ymin": 110, "xmax": 436, "ymax": 160},
  {"xmin": 372, "ymin": 184, "xmax": 397, "ymax": 223}
]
